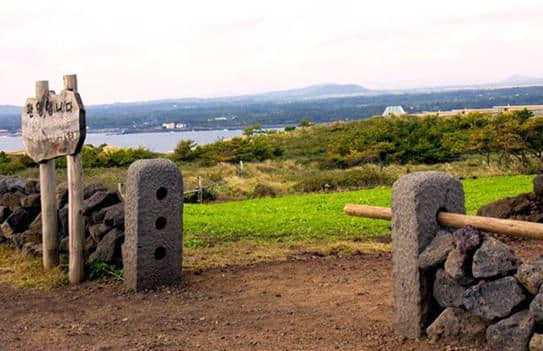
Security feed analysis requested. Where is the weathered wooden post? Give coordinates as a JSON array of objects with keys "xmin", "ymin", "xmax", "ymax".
[
  {"xmin": 21, "ymin": 75, "xmax": 86, "ymax": 283},
  {"xmin": 64, "ymin": 75, "xmax": 85, "ymax": 283},
  {"xmin": 35, "ymin": 81, "xmax": 59, "ymax": 268}
]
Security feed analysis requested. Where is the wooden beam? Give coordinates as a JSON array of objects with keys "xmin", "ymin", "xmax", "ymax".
[{"xmin": 344, "ymin": 204, "xmax": 543, "ymax": 240}]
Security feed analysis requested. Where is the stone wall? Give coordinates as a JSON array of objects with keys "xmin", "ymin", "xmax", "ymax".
[
  {"xmin": 0, "ymin": 176, "xmax": 125, "ymax": 266},
  {"xmin": 478, "ymin": 174, "xmax": 543, "ymax": 223},
  {"xmin": 422, "ymin": 225, "xmax": 543, "ymax": 350},
  {"xmin": 392, "ymin": 171, "xmax": 543, "ymax": 351}
]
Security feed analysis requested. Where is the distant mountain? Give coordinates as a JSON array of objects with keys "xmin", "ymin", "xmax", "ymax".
[
  {"xmin": 2, "ymin": 78, "xmax": 543, "ymax": 132},
  {"xmin": 243, "ymin": 83, "xmax": 373, "ymax": 101},
  {"xmin": 497, "ymin": 75, "xmax": 543, "ymax": 86}
]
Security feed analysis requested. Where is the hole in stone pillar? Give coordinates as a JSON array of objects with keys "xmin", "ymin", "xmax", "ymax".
[
  {"xmin": 156, "ymin": 217, "xmax": 167, "ymax": 230},
  {"xmin": 156, "ymin": 187, "xmax": 168, "ymax": 200},
  {"xmin": 154, "ymin": 247, "xmax": 166, "ymax": 260}
]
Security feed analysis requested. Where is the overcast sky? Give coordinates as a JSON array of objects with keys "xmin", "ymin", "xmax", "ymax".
[{"xmin": 1, "ymin": 0, "xmax": 543, "ymax": 105}]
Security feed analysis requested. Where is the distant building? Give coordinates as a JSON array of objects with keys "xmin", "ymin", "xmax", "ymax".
[
  {"xmin": 382, "ymin": 106, "xmax": 406, "ymax": 116},
  {"xmin": 162, "ymin": 122, "xmax": 176, "ymax": 129},
  {"xmin": 162, "ymin": 122, "xmax": 187, "ymax": 129}
]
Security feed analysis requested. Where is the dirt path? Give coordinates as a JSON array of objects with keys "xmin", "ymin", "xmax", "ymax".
[{"xmin": 0, "ymin": 250, "xmax": 494, "ymax": 351}]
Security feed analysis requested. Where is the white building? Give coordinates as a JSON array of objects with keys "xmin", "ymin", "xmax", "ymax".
[
  {"xmin": 382, "ymin": 106, "xmax": 406, "ymax": 116},
  {"xmin": 162, "ymin": 122, "xmax": 176, "ymax": 129}
]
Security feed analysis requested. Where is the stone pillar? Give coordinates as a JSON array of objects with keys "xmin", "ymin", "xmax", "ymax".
[
  {"xmin": 391, "ymin": 171, "xmax": 465, "ymax": 338},
  {"xmin": 123, "ymin": 159, "xmax": 183, "ymax": 291}
]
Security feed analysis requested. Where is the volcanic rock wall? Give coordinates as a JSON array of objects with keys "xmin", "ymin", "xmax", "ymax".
[
  {"xmin": 0, "ymin": 176, "xmax": 125, "ymax": 266},
  {"xmin": 423, "ymin": 225, "xmax": 543, "ymax": 351}
]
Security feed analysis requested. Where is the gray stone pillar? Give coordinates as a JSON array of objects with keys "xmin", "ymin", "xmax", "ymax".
[
  {"xmin": 123, "ymin": 159, "xmax": 183, "ymax": 291},
  {"xmin": 391, "ymin": 171, "xmax": 465, "ymax": 338}
]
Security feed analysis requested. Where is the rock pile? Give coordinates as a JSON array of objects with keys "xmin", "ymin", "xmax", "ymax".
[
  {"xmin": 478, "ymin": 174, "xmax": 543, "ymax": 223},
  {"xmin": 422, "ymin": 225, "xmax": 543, "ymax": 351},
  {"xmin": 0, "ymin": 175, "xmax": 125, "ymax": 266}
]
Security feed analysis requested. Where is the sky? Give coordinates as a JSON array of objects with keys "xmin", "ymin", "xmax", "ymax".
[{"xmin": 1, "ymin": 0, "xmax": 543, "ymax": 105}]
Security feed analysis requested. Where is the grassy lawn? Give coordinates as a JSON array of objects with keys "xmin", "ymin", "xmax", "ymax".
[
  {"xmin": 1, "ymin": 174, "xmax": 533, "ymax": 289},
  {"xmin": 184, "ymin": 175, "xmax": 534, "ymax": 248}
]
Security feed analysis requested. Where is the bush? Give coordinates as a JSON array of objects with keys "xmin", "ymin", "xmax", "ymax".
[
  {"xmin": 253, "ymin": 183, "xmax": 277, "ymax": 198},
  {"xmin": 293, "ymin": 166, "xmax": 397, "ymax": 193},
  {"xmin": 172, "ymin": 140, "xmax": 197, "ymax": 161},
  {"xmin": 173, "ymin": 136, "xmax": 284, "ymax": 164},
  {"xmin": 0, "ymin": 152, "xmax": 37, "ymax": 174}
]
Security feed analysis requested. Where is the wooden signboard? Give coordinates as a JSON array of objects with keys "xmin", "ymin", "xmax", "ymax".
[
  {"xmin": 22, "ymin": 82, "xmax": 86, "ymax": 163},
  {"xmin": 21, "ymin": 75, "xmax": 86, "ymax": 284}
]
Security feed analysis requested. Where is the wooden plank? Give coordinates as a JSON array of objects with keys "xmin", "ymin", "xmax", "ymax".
[
  {"xmin": 344, "ymin": 204, "xmax": 543, "ymax": 240},
  {"xmin": 40, "ymin": 159, "xmax": 59, "ymax": 268}
]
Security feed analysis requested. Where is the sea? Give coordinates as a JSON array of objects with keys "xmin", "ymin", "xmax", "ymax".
[{"xmin": 0, "ymin": 129, "xmax": 250, "ymax": 153}]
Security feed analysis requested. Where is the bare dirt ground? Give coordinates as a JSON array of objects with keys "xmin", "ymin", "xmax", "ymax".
[{"xmin": 2, "ymin": 239, "xmax": 541, "ymax": 351}]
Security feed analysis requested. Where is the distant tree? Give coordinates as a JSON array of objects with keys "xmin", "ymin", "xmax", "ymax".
[
  {"xmin": 512, "ymin": 108, "xmax": 534, "ymax": 124},
  {"xmin": 299, "ymin": 119, "xmax": 314, "ymax": 128},
  {"xmin": 284, "ymin": 126, "xmax": 296, "ymax": 132},
  {"xmin": 243, "ymin": 123, "xmax": 263, "ymax": 136},
  {"xmin": 466, "ymin": 124, "xmax": 498, "ymax": 165},
  {"xmin": 173, "ymin": 140, "xmax": 196, "ymax": 161}
]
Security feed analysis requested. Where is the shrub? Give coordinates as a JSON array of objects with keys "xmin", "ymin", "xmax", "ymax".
[
  {"xmin": 253, "ymin": 183, "xmax": 277, "ymax": 198},
  {"xmin": 0, "ymin": 152, "xmax": 37, "ymax": 174},
  {"xmin": 172, "ymin": 140, "xmax": 197, "ymax": 161},
  {"xmin": 293, "ymin": 166, "xmax": 397, "ymax": 193}
]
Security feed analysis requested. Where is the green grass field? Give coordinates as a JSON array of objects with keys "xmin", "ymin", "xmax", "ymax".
[{"xmin": 184, "ymin": 175, "xmax": 534, "ymax": 248}]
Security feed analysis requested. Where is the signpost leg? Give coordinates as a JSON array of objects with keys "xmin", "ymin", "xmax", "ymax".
[
  {"xmin": 35, "ymin": 80, "xmax": 59, "ymax": 269},
  {"xmin": 63, "ymin": 74, "xmax": 85, "ymax": 284},
  {"xmin": 40, "ymin": 159, "xmax": 59, "ymax": 268},
  {"xmin": 67, "ymin": 153, "xmax": 85, "ymax": 283}
]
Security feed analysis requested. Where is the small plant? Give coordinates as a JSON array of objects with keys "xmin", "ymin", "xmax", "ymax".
[{"xmin": 85, "ymin": 259, "xmax": 123, "ymax": 281}]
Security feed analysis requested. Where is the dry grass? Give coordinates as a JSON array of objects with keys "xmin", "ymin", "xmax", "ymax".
[
  {"xmin": 0, "ymin": 239, "xmax": 390, "ymax": 289},
  {"xmin": 183, "ymin": 240, "xmax": 391, "ymax": 270},
  {"xmin": 0, "ymin": 246, "xmax": 67, "ymax": 289}
]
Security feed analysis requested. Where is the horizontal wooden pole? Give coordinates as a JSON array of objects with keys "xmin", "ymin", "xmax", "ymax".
[{"xmin": 344, "ymin": 204, "xmax": 543, "ymax": 240}]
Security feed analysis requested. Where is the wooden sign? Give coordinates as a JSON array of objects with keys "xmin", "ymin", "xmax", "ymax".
[
  {"xmin": 21, "ymin": 75, "xmax": 86, "ymax": 285},
  {"xmin": 21, "ymin": 82, "xmax": 86, "ymax": 163}
]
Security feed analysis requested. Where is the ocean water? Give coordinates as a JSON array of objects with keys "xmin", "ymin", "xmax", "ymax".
[{"xmin": 0, "ymin": 129, "xmax": 247, "ymax": 153}]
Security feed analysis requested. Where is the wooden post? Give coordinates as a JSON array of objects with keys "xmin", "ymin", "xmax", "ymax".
[
  {"xmin": 40, "ymin": 160, "xmax": 59, "ymax": 269},
  {"xmin": 36, "ymin": 80, "xmax": 59, "ymax": 269},
  {"xmin": 65, "ymin": 74, "xmax": 85, "ymax": 284},
  {"xmin": 197, "ymin": 176, "xmax": 203, "ymax": 203}
]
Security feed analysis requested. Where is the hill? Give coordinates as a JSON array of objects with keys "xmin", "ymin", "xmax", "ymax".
[{"xmin": 2, "ymin": 84, "xmax": 543, "ymax": 132}]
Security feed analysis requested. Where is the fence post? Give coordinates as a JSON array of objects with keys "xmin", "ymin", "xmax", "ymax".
[
  {"xmin": 197, "ymin": 176, "xmax": 203, "ymax": 203},
  {"xmin": 391, "ymin": 171, "xmax": 465, "ymax": 338}
]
